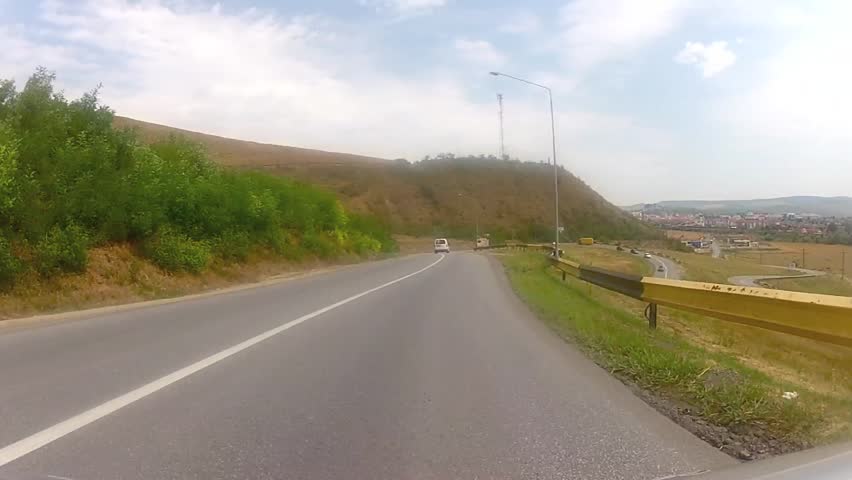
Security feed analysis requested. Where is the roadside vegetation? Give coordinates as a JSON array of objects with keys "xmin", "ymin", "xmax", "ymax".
[
  {"xmin": 762, "ymin": 276, "xmax": 852, "ymax": 297},
  {"xmin": 501, "ymin": 252, "xmax": 852, "ymax": 460},
  {"xmin": 559, "ymin": 244, "xmax": 651, "ymax": 276},
  {"xmin": 0, "ymin": 69, "xmax": 395, "ymax": 297}
]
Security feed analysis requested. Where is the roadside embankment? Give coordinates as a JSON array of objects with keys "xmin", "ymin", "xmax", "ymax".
[{"xmin": 500, "ymin": 251, "xmax": 852, "ymax": 461}]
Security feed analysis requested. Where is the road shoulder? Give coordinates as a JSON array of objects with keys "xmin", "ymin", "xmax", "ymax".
[
  {"xmin": 496, "ymin": 252, "xmax": 822, "ymax": 461},
  {"xmin": 484, "ymin": 254, "xmax": 737, "ymax": 469}
]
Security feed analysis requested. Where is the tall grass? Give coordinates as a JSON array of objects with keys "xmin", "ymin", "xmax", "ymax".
[{"xmin": 0, "ymin": 68, "xmax": 395, "ymax": 286}]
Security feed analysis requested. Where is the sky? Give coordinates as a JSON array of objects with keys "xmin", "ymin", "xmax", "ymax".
[{"xmin": 1, "ymin": 0, "xmax": 850, "ymax": 205}]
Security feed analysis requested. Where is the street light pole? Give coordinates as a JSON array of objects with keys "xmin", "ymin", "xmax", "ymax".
[{"xmin": 490, "ymin": 71, "xmax": 559, "ymax": 255}]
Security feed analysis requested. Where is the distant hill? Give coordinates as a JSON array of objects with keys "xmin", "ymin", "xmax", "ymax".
[
  {"xmin": 114, "ymin": 117, "xmax": 385, "ymax": 167},
  {"xmin": 623, "ymin": 196, "xmax": 852, "ymax": 217},
  {"xmin": 116, "ymin": 117, "xmax": 656, "ymax": 241}
]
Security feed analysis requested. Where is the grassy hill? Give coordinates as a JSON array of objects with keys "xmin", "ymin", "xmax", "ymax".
[{"xmin": 116, "ymin": 117, "xmax": 655, "ymax": 242}]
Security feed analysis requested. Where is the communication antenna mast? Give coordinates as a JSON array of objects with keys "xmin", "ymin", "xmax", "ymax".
[{"xmin": 497, "ymin": 93, "xmax": 505, "ymax": 160}]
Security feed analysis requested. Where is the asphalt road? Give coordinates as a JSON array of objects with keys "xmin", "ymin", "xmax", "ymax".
[
  {"xmin": 0, "ymin": 253, "xmax": 733, "ymax": 479},
  {"xmin": 729, "ymin": 266, "xmax": 825, "ymax": 287},
  {"xmin": 646, "ymin": 254, "xmax": 684, "ymax": 280}
]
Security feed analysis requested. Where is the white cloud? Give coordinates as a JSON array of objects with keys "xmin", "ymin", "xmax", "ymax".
[
  {"xmin": 360, "ymin": 0, "xmax": 446, "ymax": 15},
  {"xmin": 454, "ymin": 38, "xmax": 506, "ymax": 66},
  {"xmin": 675, "ymin": 41, "xmax": 736, "ymax": 77},
  {"xmin": 499, "ymin": 12, "xmax": 540, "ymax": 34},
  {"xmin": 0, "ymin": 0, "xmax": 690, "ymax": 204},
  {"xmin": 725, "ymin": 35, "xmax": 852, "ymax": 142},
  {"xmin": 0, "ymin": 0, "xmax": 666, "ymax": 178},
  {"xmin": 558, "ymin": 0, "xmax": 686, "ymax": 72},
  {"xmin": 712, "ymin": 2, "xmax": 852, "ymax": 141}
]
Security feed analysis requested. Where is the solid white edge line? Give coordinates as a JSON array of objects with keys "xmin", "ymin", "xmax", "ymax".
[{"xmin": 0, "ymin": 254, "xmax": 446, "ymax": 467}]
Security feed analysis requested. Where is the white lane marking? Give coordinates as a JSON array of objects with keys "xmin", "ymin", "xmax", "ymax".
[{"xmin": 0, "ymin": 254, "xmax": 445, "ymax": 468}]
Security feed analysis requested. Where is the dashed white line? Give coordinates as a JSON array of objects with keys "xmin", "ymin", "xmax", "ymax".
[{"xmin": 0, "ymin": 254, "xmax": 446, "ymax": 468}]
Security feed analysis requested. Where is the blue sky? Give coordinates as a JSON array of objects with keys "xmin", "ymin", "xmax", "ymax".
[{"xmin": 1, "ymin": 0, "xmax": 850, "ymax": 205}]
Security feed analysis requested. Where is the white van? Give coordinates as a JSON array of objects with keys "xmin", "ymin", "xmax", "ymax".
[{"xmin": 434, "ymin": 238, "xmax": 450, "ymax": 254}]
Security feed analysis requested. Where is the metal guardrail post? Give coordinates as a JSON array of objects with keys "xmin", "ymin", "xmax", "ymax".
[
  {"xmin": 562, "ymin": 270, "xmax": 566, "ymax": 281},
  {"xmin": 645, "ymin": 303, "xmax": 658, "ymax": 329}
]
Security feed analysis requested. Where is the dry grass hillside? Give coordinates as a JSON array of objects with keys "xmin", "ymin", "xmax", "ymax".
[
  {"xmin": 114, "ymin": 117, "xmax": 385, "ymax": 167},
  {"xmin": 116, "ymin": 117, "xmax": 656, "ymax": 241}
]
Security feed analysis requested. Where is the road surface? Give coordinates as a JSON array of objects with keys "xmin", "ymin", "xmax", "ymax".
[
  {"xmin": 646, "ymin": 254, "xmax": 684, "ymax": 280},
  {"xmin": 0, "ymin": 253, "xmax": 733, "ymax": 479},
  {"xmin": 729, "ymin": 266, "xmax": 825, "ymax": 287}
]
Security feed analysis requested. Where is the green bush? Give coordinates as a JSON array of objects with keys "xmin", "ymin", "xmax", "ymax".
[
  {"xmin": 0, "ymin": 235, "xmax": 20, "ymax": 288},
  {"xmin": 0, "ymin": 68, "xmax": 395, "ymax": 279},
  {"xmin": 144, "ymin": 227, "xmax": 211, "ymax": 273},
  {"xmin": 215, "ymin": 229, "xmax": 252, "ymax": 262},
  {"xmin": 347, "ymin": 231, "xmax": 382, "ymax": 255},
  {"xmin": 348, "ymin": 214, "xmax": 397, "ymax": 253},
  {"xmin": 0, "ymin": 122, "xmax": 22, "ymax": 219},
  {"xmin": 264, "ymin": 228, "xmax": 305, "ymax": 260},
  {"xmin": 301, "ymin": 232, "xmax": 339, "ymax": 258},
  {"xmin": 35, "ymin": 224, "xmax": 89, "ymax": 276}
]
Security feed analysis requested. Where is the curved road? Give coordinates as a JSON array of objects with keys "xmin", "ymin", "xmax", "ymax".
[
  {"xmin": 0, "ymin": 253, "xmax": 733, "ymax": 479},
  {"xmin": 646, "ymin": 254, "xmax": 683, "ymax": 280},
  {"xmin": 729, "ymin": 266, "xmax": 826, "ymax": 287},
  {"xmin": 708, "ymin": 241, "xmax": 824, "ymax": 287}
]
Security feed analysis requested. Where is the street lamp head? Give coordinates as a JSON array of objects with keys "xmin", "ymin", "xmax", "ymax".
[{"xmin": 489, "ymin": 71, "xmax": 500, "ymax": 76}]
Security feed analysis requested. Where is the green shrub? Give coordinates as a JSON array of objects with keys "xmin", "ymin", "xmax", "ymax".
[
  {"xmin": 348, "ymin": 214, "xmax": 397, "ymax": 253},
  {"xmin": 144, "ymin": 227, "xmax": 211, "ymax": 273},
  {"xmin": 347, "ymin": 231, "xmax": 382, "ymax": 255},
  {"xmin": 0, "ymin": 235, "xmax": 20, "ymax": 288},
  {"xmin": 301, "ymin": 232, "xmax": 339, "ymax": 258},
  {"xmin": 0, "ymin": 122, "xmax": 22, "ymax": 219},
  {"xmin": 0, "ymin": 68, "xmax": 395, "ymax": 277},
  {"xmin": 215, "ymin": 229, "xmax": 252, "ymax": 262},
  {"xmin": 265, "ymin": 228, "xmax": 304, "ymax": 260},
  {"xmin": 35, "ymin": 224, "xmax": 89, "ymax": 276}
]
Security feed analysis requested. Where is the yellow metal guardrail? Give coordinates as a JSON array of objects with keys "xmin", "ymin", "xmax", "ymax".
[
  {"xmin": 505, "ymin": 247, "xmax": 852, "ymax": 347},
  {"xmin": 641, "ymin": 278, "xmax": 852, "ymax": 347}
]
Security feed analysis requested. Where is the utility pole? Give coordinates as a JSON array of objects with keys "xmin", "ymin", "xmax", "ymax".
[
  {"xmin": 489, "ymin": 71, "xmax": 559, "ymax": 257},
  {"xmin": 802, "ymin": 248, "xmax": 806, "ymax": 269},
  {"xmin": 842, "ymin": 251, "xmax": 846, "ymax": 279},
  {"xmin": 497, "ymin": 93, "xmax": 505, "ymax": 160}
]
